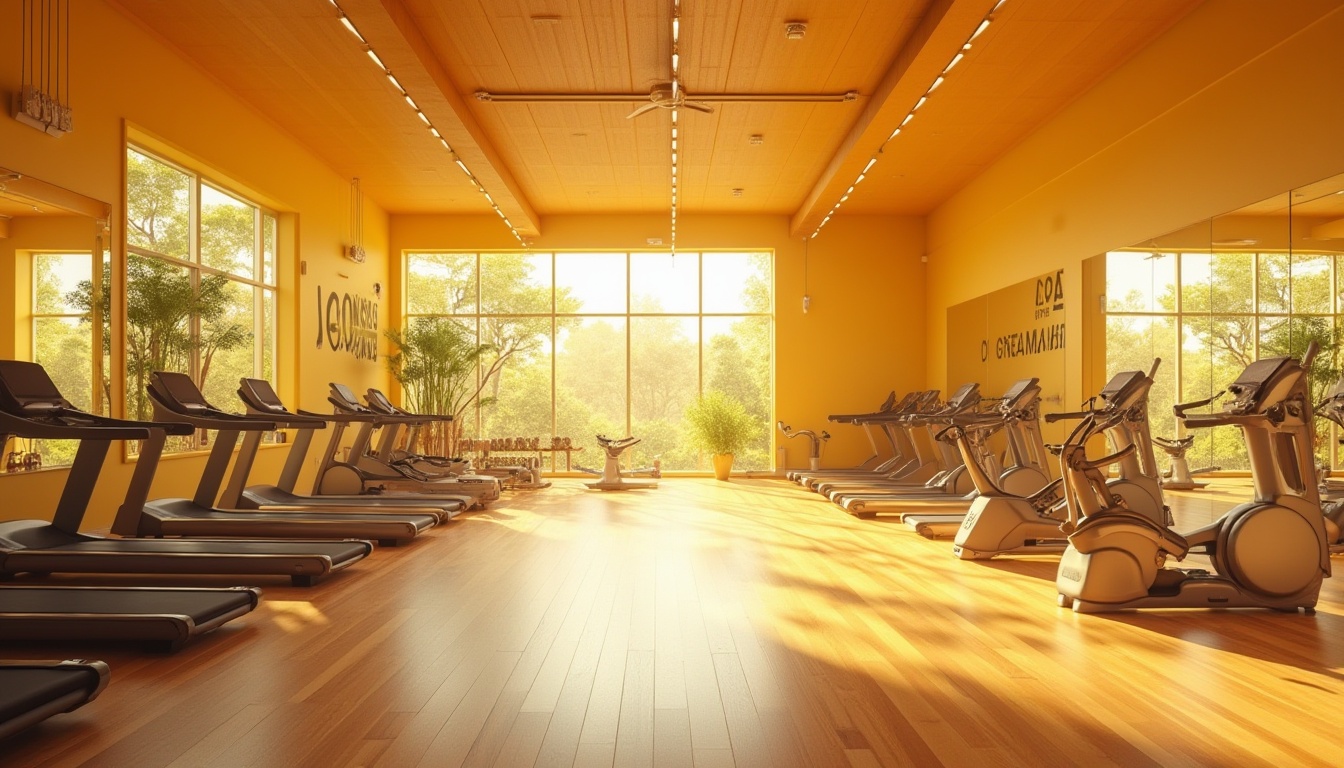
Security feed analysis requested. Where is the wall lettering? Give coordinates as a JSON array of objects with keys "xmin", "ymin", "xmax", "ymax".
[{"xmin": 315, "ymin": 284, "xmax": 379, "ymax": 361}]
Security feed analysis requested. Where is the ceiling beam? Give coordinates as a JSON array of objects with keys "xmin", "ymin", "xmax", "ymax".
[
  {"xmin": 789, "ymin": 0, "xmax": 996, "ymax": 238},
  {"xmin": 348, "ymin": 0, "xmax": 542, "ymax": 235}
]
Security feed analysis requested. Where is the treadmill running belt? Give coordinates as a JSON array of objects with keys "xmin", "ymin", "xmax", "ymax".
[
  {"xmin": 0, "ymin": 668, "xmax": 100, "ymax": 724},
  {"xmin": 0, "ymin": 589, "xmax": 257, "ymax": 622},
  {"xmin": 40, "ymin": 540, "xmax": 372, "ymax": 560}
]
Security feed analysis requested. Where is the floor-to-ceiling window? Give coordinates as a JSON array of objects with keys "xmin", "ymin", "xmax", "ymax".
[
  {"xmin": 404, "ymin": 251, "xmax": 774, "ymax": 471},
  {"xmin": 124, "ymin": 146, "xmax": 278, "ymax": 453},
  {"xmin": 1105, "ymin": 249, "xmax": 1339, "ymax": 471}
]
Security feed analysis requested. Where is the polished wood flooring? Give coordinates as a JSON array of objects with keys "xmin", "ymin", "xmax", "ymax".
[{"xmin": 5, "ymin": 477, "xmax": 1344, "ymax": 767}]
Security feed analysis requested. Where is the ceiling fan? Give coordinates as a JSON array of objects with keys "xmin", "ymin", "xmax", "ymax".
[{"xmin": 626, "ymin": 83, "xmax": 714, "ymax": 119}]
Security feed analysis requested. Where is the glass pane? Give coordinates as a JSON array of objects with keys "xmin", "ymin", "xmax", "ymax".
[
  {"xmin": 1257, "ymin": 253, "xmax": 1290, "ymax": 314},
  {"xmin": 1291, "ymin": 253, "xmax": 1332, "ymax": 314},
  {"xmin": 200, "ymin": 184, "xmax": 257, "ymax": 279},
  {"xmin": 555, "ymin": 317, "xmax": 626, "ymax": 452},
  {"xmin": 1107, "ymin": 251, "xmax": 1176, "ymax": 313},
  {"xmin": 262, "ymin": 214, "xmax": 277, "ymax": 285},
  {"xmin": 406, "ymin": 253, "xmax": 477, "ymax": 314},
  {"xmin": 555, "ymin": 253, "xmax": 626, "ymax": 314},
  {"xmin": 387, "ymin": 316, "xmax": 480, "ymax": 455},
  {"xmin": 34, "ymin": 317, "xmax": 92, "ymax": 411},
  {"xmin": 1180, "ymin": 318, "xmax": 1252, "ymax": 471},
  {"xmin": 198, "ymin": 280, "xmax": 256, "ymax": 412},
  {"xmin": 703, "ymin": 252, "xmax": 771, "ymax": 313},
  {"xmin": 630, "ymin": 316, "xmax": 699, "ymax": 470},
  {"xmin": 1260, "ymin": 315, "xmax": 1336, "ymax": 466},
  {"xmin": 100, "ymin": 248, "xmax": 112, "ymax": 416},
  {"xmin": 1181, "ymin": 251, "xmax": 1252, "ymax": 314},
  {"xmin": 631, "ymin": 252, "xmax": 698, "ymax": 313},
  {"xmin": 34, "ymin": 253, "xmax": 91, "ymax": 314},
  {"xmin": 125, "ymin": 256, "xmax": 195, "ymax": 423},
  {"xmin": 481, "ymin": 252, "xmax": 552, "ymax": 315},
  {"xmin": 1104, "ymin": 314, "xmax": 1178, "ymax": 447},
  {"xmin": 480, "ymin": 321, "xmax": 553, "ymax": 440},
  {"xmin": 704, "ymin": 316, "xmax": 772, "ymax": 471},
  {"xmin": 126, "ymin": 148, "xmax": 191, "ymax": 260}
]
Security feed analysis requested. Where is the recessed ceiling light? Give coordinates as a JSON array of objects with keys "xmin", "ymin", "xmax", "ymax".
[
  {"xmin": 784, "ymin": 21, "xmax": 807, "ymax": 40},
  {"xmin": 732, "ymin": 188, "xmax": 744, "ymax": 197},
  {"xmin": 749, "ymin": 134, "xmax": 764, "ymax": 145},
  {"xmin": 531, "ymin": 15, "xmax": 561, "ymax": 24}
]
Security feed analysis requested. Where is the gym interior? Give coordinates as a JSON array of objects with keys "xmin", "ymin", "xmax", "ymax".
[{"xmin": 2, "ymin": 0, "xmax": 1344, "ymax": 765}]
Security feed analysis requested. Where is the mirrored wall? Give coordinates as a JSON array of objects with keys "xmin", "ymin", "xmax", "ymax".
[
  {"xmin": 0, "ymin": 169, "xmax": 111, "ymax": 473},
  {"xmin": 1101, "ymin": 171, "xmax": 1344, "ymax": 471}
]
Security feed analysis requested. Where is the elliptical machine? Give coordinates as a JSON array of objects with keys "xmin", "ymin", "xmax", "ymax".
[
  {"xmin": 578, "ymin": 435, "xmax": 660, "ymax": 490},
  {"xmin": 953, "ymin": 365, "xmax": 1172, "ymax": 558},
  {"xmin": 777, "ymin": 421, "xmax": 830, "ymax": 471},
  {"xmin": 1153, "ymin": 436, "xmax": 1219, "ymax": 490},
  {"xmin": 1055, "ymin": 346, "xmax": 1330, "ymax": 613}
]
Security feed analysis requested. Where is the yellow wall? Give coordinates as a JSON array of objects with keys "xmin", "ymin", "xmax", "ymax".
[
  {"xmin": 389, "ymin": 212, "xmax": 927, "ymax": 469},
  {"xmin": 924, "ymin": 0, "xmax": 1344, "ymax": 406},
  {"xmin": 0, "ymin": 0, "xmax": 392, "ymax": 526}
]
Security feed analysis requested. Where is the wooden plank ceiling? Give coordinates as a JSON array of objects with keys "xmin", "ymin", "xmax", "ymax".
[{"xmin": 112, "ymin": 0, "xmax": 1202, "ymax": 237}]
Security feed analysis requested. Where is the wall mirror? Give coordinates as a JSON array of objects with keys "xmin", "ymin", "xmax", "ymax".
[
  {"xmin": 0, "ymin": 167, "xmax": 112, "ymax": 473},
  {"xmin": 1098, "ymin": 170, "xmax": 1344, "ymax": 472}
]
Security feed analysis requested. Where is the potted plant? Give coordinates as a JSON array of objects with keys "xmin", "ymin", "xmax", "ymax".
[
  {"xmin": 385, "ymin": 317, "xmax": 497, "ymax": 458},
  {"xmin": 685, "ymin": 390, "xmax": 757, "ymax": 480}
]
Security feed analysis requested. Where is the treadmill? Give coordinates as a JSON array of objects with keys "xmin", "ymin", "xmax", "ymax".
[
  {"xmin": 792, "ymin": 391, "xmax": 941, "ymax": 490},
  {"xmin": 363, "ymin": 388, "xmax": 528, "ymax": 485},
  {"xmin": 1, "ymin": 585, "xmax": 260, "ymax": 652},
  {"xmin": 785, "ymin": 391, "xmax": 899, "ymax": 482},
  {"xmin": 0, "ymin": 361, "xmax": 371, "ymax": 586},
  {"xmin": 814, "ymin": 384, "xmax": 983, "ymax": 498},
  {"xmin": 314, "ymin": 383, "xmax": 500, "ymax": 505},
  {"xmin": 0, "ymin": 659, "xmax": 109, "ymax": 741},
  {"xmin": 225, "ymin": 377, "xmax": 464, "ymax": 519},
  {"xmin": 110, "ymin": 372, "xmax": 439, "ymax": 547}
]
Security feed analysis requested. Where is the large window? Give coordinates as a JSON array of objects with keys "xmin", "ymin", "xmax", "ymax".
[
  {"xmin": 125, "ymin": 147, "xmax": 277, "ymax": 452},
  {"xmin": 1105, "ymin": 249, "xmax": 1340, "ymax": 471},
  {"xmin": 405, "ymin": 251, "xmax": 774, "ymax": 471}
]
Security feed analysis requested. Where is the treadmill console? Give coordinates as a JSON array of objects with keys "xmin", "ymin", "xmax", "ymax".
[
  {"xmin": 150, "ymin": 372, "xmax": 213, "ymax": 412},
  {"xmin": 947, "ymin": 382, "xmax": 980, "ymax": 407},
  {"xmin": 365, "ymin": 389, "xmax": 395, "ymax": 412},
  {"xmin": 0, "ymin": 360, "xmax": 74, "ymax": 414},
  {"xmin": 329, "ymin": 382, "xmax": 370, "ymax": 412},
  {"xmin": 237, "ymin": 378, "xmax": 289, "ymax": 414}
]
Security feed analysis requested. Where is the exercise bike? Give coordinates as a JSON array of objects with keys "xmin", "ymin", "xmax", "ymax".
[
  {"xmin": 1055, "ymin": 345, "xmax": 1330, "ymax": 613},
  {"xmin": 777, "ymin": 421, "xmax": 830, "ymax": 471},
  {"xmin": 577, "ymin": 435, "xmax": 660, "ymax": 490}
]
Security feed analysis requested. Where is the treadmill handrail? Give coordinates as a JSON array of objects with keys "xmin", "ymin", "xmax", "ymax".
[{"xmin": 0, "ymin": 408, "xmax": 163, "ymax": 440}]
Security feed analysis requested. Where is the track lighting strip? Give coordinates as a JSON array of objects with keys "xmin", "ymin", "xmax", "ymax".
[
  {"xmin": 809, "ymin": 0, "xmax": 1007, "ymax": 240},
  {"xmin": 670, "ymin": 0, "xmax": 681, "ymax": 251},
  {"xmin": 328, "ymin": 0, "xmax": 525, "ymax": 245}
]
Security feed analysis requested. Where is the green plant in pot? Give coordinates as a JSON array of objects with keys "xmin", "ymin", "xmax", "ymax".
[
  {"xmin": 685, "ymin": 390, "xmax": 757, "ymax": 480},
  {"xmin": 385, "ymin": 317, "xmax": 497, "ymax": 459}
]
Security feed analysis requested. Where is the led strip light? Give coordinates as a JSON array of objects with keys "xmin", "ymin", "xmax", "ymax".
[
  {"xmin": 809, "ymin": 0, "xmax": 1007, "ymax": 240},
  {"xmin": 327, "ymin": 0, "xmax": 525, "ymax": 245},
  {"xmin": 670, "ymin": 0, "xmax": 681, "ymax": 252}
]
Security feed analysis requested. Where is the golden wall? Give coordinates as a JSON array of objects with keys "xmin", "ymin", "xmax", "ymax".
[
  {"xmin": 925, "ymin": 1, "xmax": 1344, "ymax": 407},
  {"xmin": 0, "ymin": 0, "xmax": 391, "ymax": 525}
]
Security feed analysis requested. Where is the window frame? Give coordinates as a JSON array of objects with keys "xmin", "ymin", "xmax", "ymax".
[{"xmin": 123, "ymin": 144, "xmax": 279, "ymax": 453}]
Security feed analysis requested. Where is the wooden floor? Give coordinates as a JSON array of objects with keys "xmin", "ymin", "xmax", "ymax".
[{"xmin": 5, "ymin": 477, "xmax": 1344, "ymax": 767}]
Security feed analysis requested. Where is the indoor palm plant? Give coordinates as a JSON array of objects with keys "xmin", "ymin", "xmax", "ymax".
[
  {"xmin": 685, "ymin": 390, "xmax": 758, "ymax": 480},
  {"xmin": 385, "ymin": 317, "xmax": 496, "ymax": 458}
]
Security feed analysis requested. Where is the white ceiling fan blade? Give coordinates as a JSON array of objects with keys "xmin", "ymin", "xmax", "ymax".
[
  {"xmin": 626, "ymin": 102, "xmax": 662, "ymax": 119},
  {"xmin": 684, "ymin": 101, "xmax": 715, "ymax": 114}
]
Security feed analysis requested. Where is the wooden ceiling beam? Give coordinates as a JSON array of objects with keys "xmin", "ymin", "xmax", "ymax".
[
  {"xmin": 789, "ymin": 0, "xmax": 997, "ymax": 238},
  {"xmin": 358, "ymin": 0, "xmax": 542, "ymax": 236}
]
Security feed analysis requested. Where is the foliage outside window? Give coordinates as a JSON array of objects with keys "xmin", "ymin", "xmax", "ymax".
[
  {"xmin": 116, "ymin": 147, "xmax": 277, "ymax": 452},
  {"xmin": 1105, "ymin": 250, "xmax": 1342, "ymax": 471},
  {"xmin": 7, "ymin": 252, "xmax": 106, "ymax": 471},
  {"xmin": 404, "ymin": 251, "xmax": 773, "ymax": 471}
]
